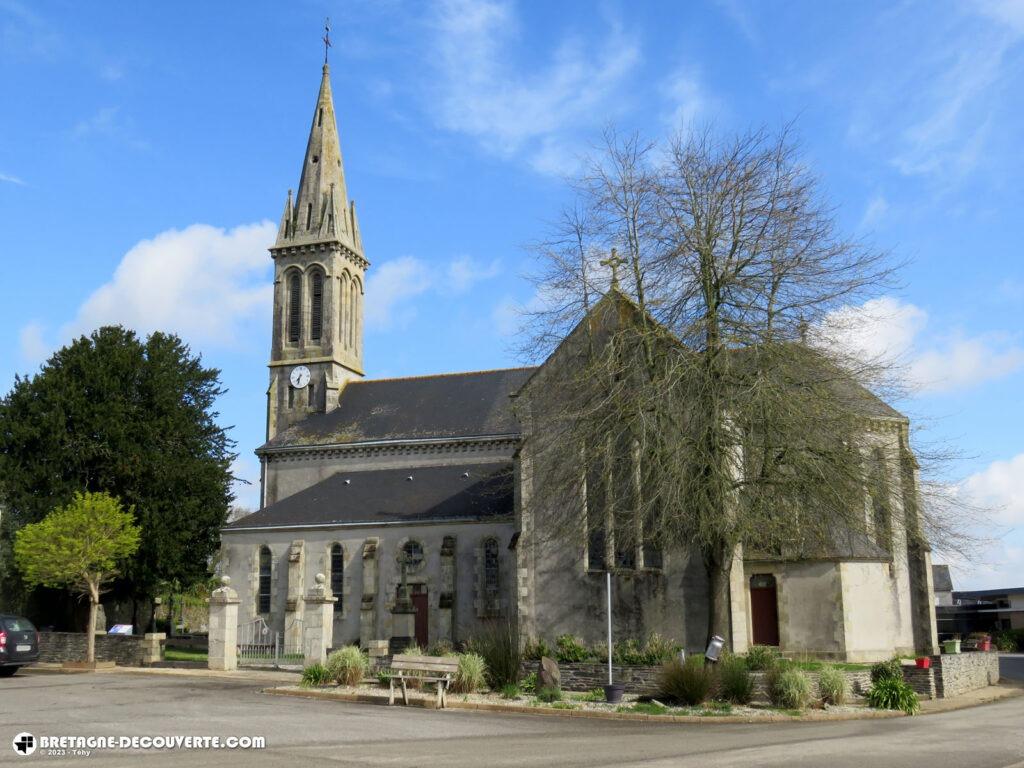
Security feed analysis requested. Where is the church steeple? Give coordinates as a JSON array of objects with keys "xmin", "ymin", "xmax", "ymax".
[
  {"xmin": 275, "ymin": 63, "xmax": 359, "ymax": 253},
  {"xmin": 266, "ymin": 44, "xmax": 368, "ymax": 441}
]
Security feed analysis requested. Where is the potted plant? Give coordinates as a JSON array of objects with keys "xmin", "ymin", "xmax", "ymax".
[
  {"xmin": 942, "ymin": 635, "xmax": 961, "ymax": 654},
  {"xmin": 967, "ymin": 632, "xmax": 992, "ymax": 652},
  {"xmin": 914, "ymin": 656, "xmax": 931, "ymax": 669}
]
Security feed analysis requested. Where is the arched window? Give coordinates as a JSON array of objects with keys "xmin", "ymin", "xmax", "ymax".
[
  {"xmin": 258, "ymin": 546, "xmax": 272, "ymax": 614},
  {"xmin": 310, "ymin": 270, "xmax": 324, "ymax": 342},
  {"xmin": 339, "ymin": 273, "xmax": 350, "ymax": 349},
  {"xmin": 348, "ymin": 279, "xmax": 356, "ymax": 349},
  {"xmin": 483, "ymin": 538, "xmax": 499, "ymax": 591},
  {"xmin": 330, "ymin": 544, "xmax": 344, "ymax": 614},
  {"xmin": 287, "ymin": 272, "xmax": 302, "ymax": 343}
]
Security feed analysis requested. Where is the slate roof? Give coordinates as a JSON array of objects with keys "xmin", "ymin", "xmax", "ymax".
[
  {"xmin": 262, "ymin": 368, "xmax": 536, "ymax": 450},
  {"xmin": 932, "ymin": 564, "xmax": 954, "ymax": 593},
  {"xmin": 226, "ymin": 462, "xmax": 514, "ymax": 530}
]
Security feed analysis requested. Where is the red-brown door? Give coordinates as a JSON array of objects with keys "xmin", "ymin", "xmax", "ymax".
[
  {"xmin": 749, "ymin": 574, "xmax": 780, "ymax": 646},
  {"xmin": 412, "ymin": 592, "xmax": 428, "ymax": 648}
]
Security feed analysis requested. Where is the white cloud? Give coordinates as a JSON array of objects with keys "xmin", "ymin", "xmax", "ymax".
[
  {"xmin": 661, "ymin": 68, "xmax": 705, "ymax": 130},
  {"xmin": 0, "ymin": 171, "xmax": 25, "ymax": 186},
  {"xmin": 446, "ymin": 255, "xmax": 501, "ymax": 293},
  {"xmin": 364, "ymin": 255, "xmax": 433, "ymax": 330},
  {"xmin": 427, "ymin": 0, "xmax": 640, "ymax": 174},
  {"xmin": 962, "ymin": 453, "xmax": 1024, "ymax": 527},
  {"xmin": 816, "ymin": 296, "xmax": 1024, "ymax": 394},
  {"xmin": 52, "ymin": 221, "xmax": 276, "ymax": 349},
  {"xmin": 18, "ymin": 321, "xmax": 47, "ymax": 364},
  {"xmin": 859, "ymin": 194, "xmax": 889, "ymax": 229}
]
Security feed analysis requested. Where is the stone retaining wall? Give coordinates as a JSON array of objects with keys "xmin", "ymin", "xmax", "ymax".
[
  {"xmin": 932, "ymin": 652, "xmax": 999, "ymax": 698},
  {"xmin": 37, "ymin": 632, "xmax": 164, "ymax": 666}
]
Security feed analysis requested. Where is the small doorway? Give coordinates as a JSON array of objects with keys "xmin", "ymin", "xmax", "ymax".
[
  {"xmin": 411, "ymin": 584, "xmax": 428, "ymax": 648},
  {"xmin": 749, "ymin": 574, "xmax": 780, "ymax": 646}
]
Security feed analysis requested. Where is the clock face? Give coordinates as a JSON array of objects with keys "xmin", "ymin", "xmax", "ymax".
[{"xmin": 289, "ymin": 365, "xmax": 311, "ymax": 389}]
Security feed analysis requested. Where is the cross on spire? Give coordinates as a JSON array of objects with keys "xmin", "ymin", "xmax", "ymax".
[
  {"xmin": 323, "ymin": 17, "xmax": 332, "ymax": 64},
  {"xmin": 600, "ymin": 248, "xmax": 626, "ymax": 288}
]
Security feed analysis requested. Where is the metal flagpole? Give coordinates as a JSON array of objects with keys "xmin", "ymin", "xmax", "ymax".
[{"xmin": 606, "ymin": 570, "xmax": 612, "ymax": 686}]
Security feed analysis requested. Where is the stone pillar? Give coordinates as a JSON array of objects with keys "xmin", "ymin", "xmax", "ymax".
[
  {"xmin": 141, "ymin": 633, "xmax": 166, "ymax": 666},
  {"xmin": 390, "ymin": 556, "xmax": 416, "ymax": 654},
  {"xmin": 303, "ymin": 574, "xmax": 338, "ymax": 666},
  {"xmin": 728, "ymin": 544, "xmax": 749, "ymax": 654},
  {"xmin": 366, "ymin": 639, "xmax": 389, "ymax": 669},
  {"xmin": 360, "ymin": 538, "xmax": 379, "ymax": 648},
  {"xmin": 208, "ymin": 576, "xmax": 240, "ymax": 671},
  {"xmin": 438, "ymin": 536, "xmax": 456, "ymax": 644},
  {"xmin": 285, "ymin": 540, "xmax": 306, "ymax": 653}
]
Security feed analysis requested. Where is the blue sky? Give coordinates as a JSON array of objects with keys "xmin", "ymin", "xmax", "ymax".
[{"xmin": 1, "ymin": 0, "xmax": 1022, "ymax": 589}]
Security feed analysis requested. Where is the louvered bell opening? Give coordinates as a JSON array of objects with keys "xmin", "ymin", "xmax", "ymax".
[
  {"xmin": 310, "ymin": 272, "xmax": 323, "ymax": 342},
  {"xmin": 288, "ymin": 272, "xmax": 302, "ymax": 343}
]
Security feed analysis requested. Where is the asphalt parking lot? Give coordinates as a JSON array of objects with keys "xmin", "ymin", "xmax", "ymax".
[{"xmin": 2, "ymin": 668, "xmax": 1023, "ymax": 767}]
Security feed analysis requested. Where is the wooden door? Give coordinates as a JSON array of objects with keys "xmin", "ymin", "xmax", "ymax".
[
  {"xmin": 412, "ymin": 591, "xmax": 428, "ymax": 648},
  {"xmin": 749, "ymin": 574, "xmax": 780, "ymax": 646}
]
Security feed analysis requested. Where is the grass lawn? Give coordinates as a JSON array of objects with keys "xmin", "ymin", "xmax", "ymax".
[{"xmin": 165, "ymin": 647, "xmax": 208, "ymax": 662}]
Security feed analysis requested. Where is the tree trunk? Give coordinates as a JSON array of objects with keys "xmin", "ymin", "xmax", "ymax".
[
  {"xmin": 706, "ymin": 547, "xmax": 733, "ymax": 650},
  {"xmin": 86, "ymin": 591, "xmax": 98, "ymax": 664}
]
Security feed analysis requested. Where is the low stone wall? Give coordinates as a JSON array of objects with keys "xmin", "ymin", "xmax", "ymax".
[
  {"xmin": 932, "ymin": 652, "xmax": 999, "ymax": 698},
  {"xmin": 165, "ymin": 632, "xmax": 208, "ymax": 651},
  {"xmin": 38, "ymin": 632, "xmax": 165, "ymax": 666}
]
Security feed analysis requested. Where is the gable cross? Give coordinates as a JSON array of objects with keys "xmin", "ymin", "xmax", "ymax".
[
  {"xmin": 600, "ymin": 248, "xmax": 626, "ymax": 288},
  {"xmin": 323, "ymin": 18, "xmax": 332, "ymax": 64}
]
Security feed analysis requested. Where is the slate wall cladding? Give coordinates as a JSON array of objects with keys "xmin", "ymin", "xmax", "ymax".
[{"xmin": 37, "ymin": 632, "xmax": 155, "ymax": 666}]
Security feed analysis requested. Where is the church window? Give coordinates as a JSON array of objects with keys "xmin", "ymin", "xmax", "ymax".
[
  {"xmin": 288, "ymin": 385, "xmax": 294, "ymax": 409},
  {"xmin": 307, "ymin": 382, "xmax": 315, "ymax": 407},
  {"xmin": 348, "ymin": 280, "xmax": 356, "ymax": 349},
  {"xmin": 287, "ymin": 272, "xmax": 302, "ymax": 343},
  {"xmin": 318, "ymin": 108, "xmax": 323, "ymax": 127},
  {"xmin": 339, "ymin": 273, "xmax": 349, "ymax": 348},
  {"xmin": 483, "ymin": 537, "xmax": 500, "ymax": 605},
  {"xmin": 401, "ymin": 540, "xmax": 424, "ymax": 572},
  {"xmin": 306, "ymin": 203, "xmax": 313, "ymax": 229},
  {"xmin": 869, "ymin": 448, "xmax": 892, "ymax": 552},
  {"xmin": 258, "ymin": 546, "xmax": 272, "ymax": 614},
  {"xmin": 586, "ymin": 455, "xmax": 607, "ymax": 571},
  {"xmin": 310, "ymin": 271, "xmax": 324, "ymax": 341},
  {"xmin": 330, "ymin": 544, "xmax": 344, "ymax": 613}
]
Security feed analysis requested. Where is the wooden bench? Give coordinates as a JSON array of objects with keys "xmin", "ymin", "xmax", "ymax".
[{"xmin": 388, "ymin": 654, "xmax": 460, "ymax": 708}]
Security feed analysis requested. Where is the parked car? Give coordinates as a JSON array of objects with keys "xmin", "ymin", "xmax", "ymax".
[{"xmin": 0, "ymin": 614, "xmax": 39, "ymax": 676}]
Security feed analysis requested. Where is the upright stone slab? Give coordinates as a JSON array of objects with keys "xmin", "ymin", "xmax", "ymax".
[
  {"xmin": 141, "ymin": 633, "xmax": 166, "ymax": 666},
  {"xmin": 303, "ymin": 574, "xmax": 338, "ymax": 666},
  {"xmin": 285, "ymin": 540, "xmax": 306, "ymax": 653},
  {"xmin": 208, "ymin": 577, "xmax": 240, "ymax": 671},
  {"xmin": 360, "ymin": 538, "xmax": 379, "ymax": 648}
]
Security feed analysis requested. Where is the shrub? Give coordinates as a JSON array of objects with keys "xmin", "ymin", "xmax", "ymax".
[
  {"xmin": 577, "ymin": 688, "xmax": 606, "ymax": 702},
  {"xmin": 867, "ymin": 677, "xmax": 920, "ymax": 715},
  {"xmin": 870, "ymin": 658, "xmax": 903, "ymax": 685},
  {"xmin": 768, "ymin": 667, "xmax": 812, "ymax": 710},
  {"xmin": 300, "ymin": 663, "xmax": 332, "ymax": 688},
  {"xmin": 522, "ymin": 637, "xmax": 552, "ymax": 660},
  {"xmin": 426, "ymin": 639, "xmax": 454, "ymax": 657},
  {"xmin": 537, "ymin": 685, "xmax": 562, "ymax": 703},
  {"xmin": 817, "ymin": 665, "xmax": 849, "ymax": 705},
  {"xmin": 599, "ymin": 632, "xmax": 681, "ymax": 665},
  {"xmin": 520, "ymin": 671, "xmax": 538, "ymax": 693},
  {"xmin": 995, "ymin": 630, "xmax": 1022, "ymax": 652},
  {"xmin": 325, "ymin": 645, "xmax": 368, "ymax": 686},
  {"xmin": 658, "ymin": 655, "xmax": 713, "ymax": 706},
  {"xmin": 499, "ymin": 682, "xmax": 520, "ymax": 699},
  {"xmin": 403, "ymin": 643, "xmax": 424, "ymax": 656},
  {"xmin": 555, "ymin": 634, "xmax": 593, "ymax": 663},
  {"xmin": 745, "ymin": 645, "xmax": 780, "ymax": 671},
  {"xmin": 452, "ymin": 653, "xmax": 487, "ymax": 694},
  {"xmin": 717, "ymin": 654, "xmax": 754, "ymax": 704},
  {"xmin": 376, "ymin": 669, "xmax": 393, "ymax": 688},
  {"xmin": 466, "ymin": 619, "xmax": 521, "ymax": 688}
]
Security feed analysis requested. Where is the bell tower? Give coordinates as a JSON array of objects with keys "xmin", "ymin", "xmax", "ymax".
[{"xmin": 266, "ymin": 55, "xmax": 367, "ymax": 440}]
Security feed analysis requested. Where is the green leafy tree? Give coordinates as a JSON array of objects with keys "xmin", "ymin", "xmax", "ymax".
[
  {"xmin": 14, "ymin": 492, "xmax": 141, "ymax": 662},
  {"xmin": 0, "ymin": 326, "xmax": 236, "ymax": 623}
]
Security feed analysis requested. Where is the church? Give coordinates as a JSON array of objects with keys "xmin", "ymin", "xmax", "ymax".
[{"xmin": 221, "ymin": 60, "xmax": 940, "ymax": 662}]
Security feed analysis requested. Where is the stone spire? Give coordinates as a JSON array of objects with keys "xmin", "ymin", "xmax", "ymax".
[{"xmin": 275, "ymin": 63, "xmax": 358, "ymax": 254}]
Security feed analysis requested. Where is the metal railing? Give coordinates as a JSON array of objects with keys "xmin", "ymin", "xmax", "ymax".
[{"xmin": 236, "ymin": 617, "xmax": 304, "ymax": 669}]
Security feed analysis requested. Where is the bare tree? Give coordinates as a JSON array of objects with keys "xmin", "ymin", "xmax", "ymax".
[{"xmin": 516, "ymin": 125, "xmax": 973, "ymax": 648}]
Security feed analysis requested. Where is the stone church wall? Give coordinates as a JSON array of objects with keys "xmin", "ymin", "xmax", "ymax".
[{"xmin": 221, "ymin": 518, "xmax": 517, "ymax": 650}]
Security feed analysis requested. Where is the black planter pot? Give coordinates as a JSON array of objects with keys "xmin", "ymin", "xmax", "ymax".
[{"xmin": 604, "ymin": 684, "xmax": 625, "ymax": 704}]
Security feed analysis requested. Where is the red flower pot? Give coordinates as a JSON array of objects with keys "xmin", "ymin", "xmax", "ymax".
[
  {"xmin": 915, "ymin": 657, "xmax": 931, "ymax": 669},
  {"xmin": 978, "ymin": 639, "xmax": 991, "ymax": 652}
]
